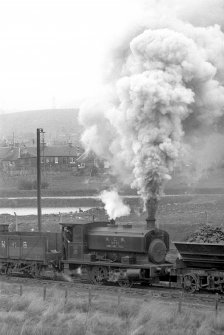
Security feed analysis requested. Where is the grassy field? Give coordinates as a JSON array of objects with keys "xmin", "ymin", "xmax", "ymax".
[
  {"xmin": 0, "ymin": 281, "xmax": 223, "ymax": 335},
  {"xmin": 1, "ymin": 167, "xmax": 224, "ymax": 197},
  {"xmin": 0, "ymin": 173, "xmax": 117, "ymax": 197}
]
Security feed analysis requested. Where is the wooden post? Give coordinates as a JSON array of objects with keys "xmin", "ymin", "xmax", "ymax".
[
  {"xmin": 65, "ymin": 288, "xmax": 68, "ymax": 304},
  {"xmin": 43, "ymin": 285, "xmax": 46, "ymax": 301},
  {"xmin": 14, "ymin": 212, "xmax": 18, "ymax": 232},
  {"xmin": 205, "ymin": 211, "xmax": 208, "ymax": 224},
  {"xmin": 118, "ymin": 289, "xmax": 121, "ymax": 307},
  {"xmin": 19, "ymin": 285, "xmax": 23, "ymax": 296},
  {"xmin": 215, "ymin": 293, "xmax": 219, "ymax": 316},
  {"xmin": 169, "ymin": 276, "xmax": 171, "ymax": 288},
  {"xmin": 88, "ymin": 286, "xmax": 92, "ymax": 307},
  {"xmin": 178, "ymin": 291, "xmax": 183, "ymax": 313},
  {"xmin": 37, "ymin": 128, "xmax": 44, "ymax": 232}
]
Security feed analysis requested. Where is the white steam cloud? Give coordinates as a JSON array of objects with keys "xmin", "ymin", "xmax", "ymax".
[
  {"xmin": 99, "ymin": 190, "xmax": 131, "ymax": 219},
  {"xmin": 79, "ymin": 0, "xmax": 224, "ymax": 206},
  {"xmin": 181, "ymin": 133, "xmax": 224, "ymax": 185}
]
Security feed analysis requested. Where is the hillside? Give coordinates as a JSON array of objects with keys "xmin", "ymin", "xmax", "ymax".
[{"xmin": 0, "ymin": 108, "xmax": 82, "ymax": 140}]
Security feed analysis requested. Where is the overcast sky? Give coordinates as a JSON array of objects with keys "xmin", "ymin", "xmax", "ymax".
[{"xmin": 0, "ymin": 0, "xmax": 139, "ymax": 113}]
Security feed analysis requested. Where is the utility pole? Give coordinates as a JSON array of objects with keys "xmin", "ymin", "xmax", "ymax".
[{"xmin": 37, "ymin": 128, "xmax": 44, "ymax": 232}]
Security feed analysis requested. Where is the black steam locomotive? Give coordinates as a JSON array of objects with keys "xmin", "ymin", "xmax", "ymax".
[
  {"xmin": 1, "ymin": 200, "xmax": 224, "ymax": 293},
  {"xmin": 61, "ymin": 217, "xmax": 171, "ymax": 286}
]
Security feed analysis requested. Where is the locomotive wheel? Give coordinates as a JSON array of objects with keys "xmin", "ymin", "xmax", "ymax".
[
  {"xmin": 30, "ymin": 264, "xmax": 41, "ymax": 278},
  {"xmin": 5, "ymin": 263, "xmax": 13, "ymax": 275},
  {"xmin": 0, "ymin": 263, "xmax": 8, "ymax": 275},
  {"xmin": 118, "ymin": 279, "xmax": 133, "ymax": 288},
  {"xmin": 89, "ymin": 266, "xmax": 108, "ymax": 285},
  {"xmin": 182, "ymin": 274, "xmax": 198, "ymax": 293}
]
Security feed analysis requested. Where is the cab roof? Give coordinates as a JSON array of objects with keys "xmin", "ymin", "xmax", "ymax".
[{"xmin": 59, "ymin": 220, "xmax": 108, "ymax": 227}]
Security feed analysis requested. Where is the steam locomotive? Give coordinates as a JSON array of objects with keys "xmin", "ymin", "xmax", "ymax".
[
  {"xmin": 1, "ymin": 198, "xmax": 224, "ymax": 293},
  {"xmin": 61, "ymin": 216, "xmax": 171, "ymax": 286}
]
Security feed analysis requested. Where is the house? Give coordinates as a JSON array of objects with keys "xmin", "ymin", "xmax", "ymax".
[
  {"xmin": 75, "ymin": 151, "xmax": 104, "ymax": 176},
  {"xmin": 16, "ymin": 144, "xmax": 82, "ymax": 171},
  {"xmin": 0, "ymin": 147, "xmax": 21, "ymax": 172}
]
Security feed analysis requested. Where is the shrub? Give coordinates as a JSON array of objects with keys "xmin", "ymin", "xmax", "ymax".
[
  {"xmin": 18, "ymin": 179, "xmax": 49, "ymax": 190},
  {"xmin": 32, "ymin": 180, "xmax": 49, "ymax": 189},
  {"xmin": 18, "ymin": 179, "xmax": 33, "ymax": 190}
]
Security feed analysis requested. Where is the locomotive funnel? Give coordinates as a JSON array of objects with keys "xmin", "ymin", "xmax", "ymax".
[{"xmin": 146, "ymin": 198, "xmax": 158, "ymax": 229}]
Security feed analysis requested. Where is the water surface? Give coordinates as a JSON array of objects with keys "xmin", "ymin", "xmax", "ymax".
[{"xmin": 0, "ymin": 206, "xmax": 92, "ymax": 216}]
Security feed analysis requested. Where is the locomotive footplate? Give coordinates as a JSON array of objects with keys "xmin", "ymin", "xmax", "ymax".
[
  {"xmin": 62, "ymin": 259, "xmax": 173, "ymax": 269},
  {"xmin": 62, "ymin": 259, "xmax": 173, "ymax": 285}
]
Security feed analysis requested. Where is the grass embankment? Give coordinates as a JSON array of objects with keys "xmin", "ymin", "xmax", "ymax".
[
  {"xmin": 0, "ymin": 281, "xmax": 223, "ymax": 335},
  {"xmin": 0, "ymin": 174, "xmax": 121, "ymax": 198},
  {"xmin": 2, "ymin": 167, "xmax": 224, "ymax": 198}
]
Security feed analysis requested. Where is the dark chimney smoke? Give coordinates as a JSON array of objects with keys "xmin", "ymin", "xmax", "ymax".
[{"xmin": 146, "ymin": 198, "xmax": 158, "ymax": 229}]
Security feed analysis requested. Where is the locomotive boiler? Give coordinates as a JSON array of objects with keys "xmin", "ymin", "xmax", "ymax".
[{"xmin": 87, "ymin": 221, "xmax": 169, "ymax": 264}]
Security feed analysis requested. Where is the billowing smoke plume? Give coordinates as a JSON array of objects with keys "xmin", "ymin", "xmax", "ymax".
[
  {"xmin": 181, "ymin": 133, "xmax": 224, "ymax": 185},
  {"xmin": 99, "ymin": 190, "xmax": 131, "ymax": 219},
  {"xmin": 79, "ymin": 0, "xmax": 224, "ymax": 207}
]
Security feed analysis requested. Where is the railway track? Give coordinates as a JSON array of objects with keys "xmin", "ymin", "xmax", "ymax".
[{"xmin": 0, "ymin": 274, "xmax": 223, "ymax": 309}]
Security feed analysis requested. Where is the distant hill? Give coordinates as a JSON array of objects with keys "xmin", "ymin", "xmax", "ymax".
[{"xmin": 0, "ymin": 108, "xmax": 82, "ymax": 141}]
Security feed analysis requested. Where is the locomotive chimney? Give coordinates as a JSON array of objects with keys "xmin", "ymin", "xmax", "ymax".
[
  {"xmin": 110, "ymin": 219, "xmax": 115, "ymax": 225},
  {"xmin": 146, "ymin": 198, "xmax": 158, "ymax": 229}
]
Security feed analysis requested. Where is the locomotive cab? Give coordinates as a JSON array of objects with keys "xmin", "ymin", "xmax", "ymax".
[{"xmin": 60, "ymin": 221, "xmax": 106, "ymax": 261}]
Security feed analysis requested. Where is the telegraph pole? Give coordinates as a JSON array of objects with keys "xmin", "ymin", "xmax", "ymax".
[{"xmin": 37, "ymin": 128, "xmax": 43, "ymax": 232}]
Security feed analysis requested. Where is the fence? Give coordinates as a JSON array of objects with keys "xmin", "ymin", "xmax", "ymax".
[{"xmin": 0, "ymin": 282, "xmax": 223, "ymax": 316}]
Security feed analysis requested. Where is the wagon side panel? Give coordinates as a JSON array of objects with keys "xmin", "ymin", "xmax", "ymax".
[{"xmin": 21, "ymin": 235, "xmax": 46, "ymax": 261}]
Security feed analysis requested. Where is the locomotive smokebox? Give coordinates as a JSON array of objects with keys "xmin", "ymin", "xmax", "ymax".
[{"xmin": 146, "ymin": 198, "xmax": 158, "ymax": 229}]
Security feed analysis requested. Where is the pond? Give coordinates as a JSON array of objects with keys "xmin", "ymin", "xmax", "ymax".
[{"xmin": 0, "ymin": 206, "xmax": 92, "ymax": 216}]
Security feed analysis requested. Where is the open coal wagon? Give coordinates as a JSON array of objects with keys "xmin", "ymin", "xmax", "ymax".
[
  {"xmin": 0, "ymin": 224, "xmax": 62, "ymax": 277},
  {"xmin": 174, "ymin": 241, "xmax": 224, "ymax": 293}
]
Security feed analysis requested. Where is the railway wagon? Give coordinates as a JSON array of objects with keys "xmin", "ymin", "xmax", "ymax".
[
  {"xmin": 61, "ymin": 219, "xmax": 173, "ymax": 286},
  {"xmin": 174, "ymin": 241, "xmax": 224, "ymax": 293},
  {"xmin": 0, "ymin": 224, "xmax": 62, "ymax": 277}
]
